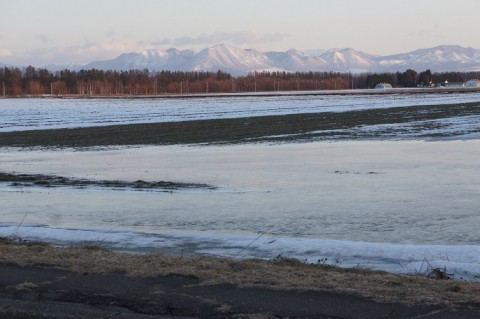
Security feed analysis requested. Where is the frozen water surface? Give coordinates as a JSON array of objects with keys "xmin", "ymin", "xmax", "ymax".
[
  {"xmin": 1, "ymin": 92, "xmax": 480, "ymax": 280},
  {"xmin": 1, "ymin": 140, "xmax": 480, "ymax": 280},
  {"xmin": 1, "ymin": 90, "xmax": 480, "ymax": 132}
]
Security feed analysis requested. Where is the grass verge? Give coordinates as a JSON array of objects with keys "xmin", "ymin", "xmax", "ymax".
[{"xmin": 1, "ymin": 236, "xmax": 480, "ymax": 307}]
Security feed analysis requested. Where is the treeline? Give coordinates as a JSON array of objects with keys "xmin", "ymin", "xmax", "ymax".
[
  {"xmin": 365, "ymin": 69, "xmax": 480, "ymax": 88},
  {"xmin": 242, "ymin": 71, "xmax": 356, "ymax": 91},
  {"xmin": 1, "ymin": 66, "xmax": 480, "ymax": 96},
  {"xmin": 0, "ymin": 67, "xmax": 232, "ymax": 96},
  {"xmin": 0, "ymin": 67, "xmax": 356, "ymax": 96}
]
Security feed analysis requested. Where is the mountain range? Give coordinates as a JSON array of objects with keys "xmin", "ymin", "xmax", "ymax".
[{"xmin": 5, "ymin": 44, "xmax": 480, "ymax": 75}]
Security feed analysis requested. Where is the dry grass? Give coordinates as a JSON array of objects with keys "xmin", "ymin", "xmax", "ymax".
[{"xmin": 1, "ymin": 237, "xmax": 480, "ymax": 307}]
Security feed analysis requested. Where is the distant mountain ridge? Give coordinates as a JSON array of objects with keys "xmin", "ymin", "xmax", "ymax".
[
  {"xmin": 4, "ymin": 44, "xmax": 480, "ymax": 75},
  {"xmin": 377, "ymin": 45, "xmax": 480, "ymax": 73},
  {"xmin": 83, "ymin": 44, "xmax": 380, "ymax": 75}
]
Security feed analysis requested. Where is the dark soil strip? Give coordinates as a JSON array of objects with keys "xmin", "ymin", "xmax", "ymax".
[
  {"xmin": 1, "ymin": 263, "xmax": 478, "ymax": 318},
  {"xmin": 0, "ymin": 172, "xmax": 216, "ymax": 191},
  {"xmin": 0, "ymin": 102, "xmax": 479, "ymax": 147}
]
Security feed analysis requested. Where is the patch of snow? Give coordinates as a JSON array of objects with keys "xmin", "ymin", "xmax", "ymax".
[{"xmin": 3, "ymin": 223, "xmax": 480, "ymax": 281}]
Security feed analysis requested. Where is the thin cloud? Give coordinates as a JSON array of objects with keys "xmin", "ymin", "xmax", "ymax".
[
  {"xmin": 171, "ymin": 31, "xmax": 290, "ymax": 47},
  {"xmin": 152, "ymin": 38, "xmax": 172, "ymax": 46},
  {"xmin": 406, "ymin": 24, "xmax": 446, "ymax": 40},
  {"xmin": 36, "ymin": 34, "xmax": 52, "ymax": 43},
  {"xmin": 105, "ymin": 29, "xmax": 118, "ymax": 39},
  {"xmin": 230, "ymin": 31, "xmax": 290, "ymax": 45},
  {"xmin": 0, "ymin": 49, "xmax": 13, "ymax": 57},
  {"xmin": 2, "ymin": 41, "xmax": 153, "ymax": 66}
]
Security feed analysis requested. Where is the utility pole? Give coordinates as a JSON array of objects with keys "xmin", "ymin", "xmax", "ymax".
[{"xmin": 2, "ymin": 67, "xmax": 5, "ymax": 98}]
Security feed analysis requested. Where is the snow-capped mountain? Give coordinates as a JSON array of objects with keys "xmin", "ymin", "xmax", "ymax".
[
  {"xmin": 0, "ymin": 62, "xmax": 11, "ymax": 68},
  {"xmin": 41, "ymin": 63, "xmax": 86, "ymax": 72},
  {"xmin": 51, "ymin": 44, "xmax": 480, "ymax": 75},
  {"xmin": 377, "ymin": 45, "xmax": 480, "ymax": 72},
  {"xmin": 320, "ymin": 48, "xmax": 378, "ymax": 72},
  {"xmin": 83, "ymin": 44, "xmax": 379, "ymax": 75},
  {"xmin": 84, "ymin": 48, "xmax": 195, "ymax": 71},
  {"xmin": 184, "ymin": 43, "xmax": 273, "ymax": 74},
  {"xmin": 265, "ymin": 49, "xmax": 327, "ymax": 72}
]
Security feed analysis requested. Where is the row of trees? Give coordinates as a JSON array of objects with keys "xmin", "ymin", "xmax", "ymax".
[
  {"xmin": 1, "ymin": 66, "xmax": 480, "ymax": 96},
  {"xmin": 365, "ymin": 69, "xmax": 480, "ymax": 88},
  {"xmin": 0, "ymin": 67, "xmax": 233, "ymax": 96},
  {"xmin": 0, "ymin": 67, "xmax": 357, "ymax": 96}
]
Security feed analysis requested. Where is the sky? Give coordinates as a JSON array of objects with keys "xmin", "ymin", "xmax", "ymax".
[{"xmin": 1, "ymin": 0, "xmax": 480, "ymax": 66}]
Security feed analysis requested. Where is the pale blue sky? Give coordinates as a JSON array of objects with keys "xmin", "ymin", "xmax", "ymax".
[{"xmin": 1, "ymin": 0, "xmax": 479, "ymax": 65}]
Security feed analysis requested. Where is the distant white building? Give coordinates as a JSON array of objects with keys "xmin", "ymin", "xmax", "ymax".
[
  {"xmin": 441, "ymin": 80, "xmax": 465, "ymax": 88},
  {"xmin": 466, "ymin": 79, "xmax": 480, "ymax": 87},
  {"xmin": 374, "ymin": 83, "xmax": 393, "ymax": 89}
]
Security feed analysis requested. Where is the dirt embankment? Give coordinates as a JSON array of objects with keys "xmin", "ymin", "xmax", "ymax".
[{"xmin": 1, "ymin": 238, "xmax": 480, "ymax": 318}]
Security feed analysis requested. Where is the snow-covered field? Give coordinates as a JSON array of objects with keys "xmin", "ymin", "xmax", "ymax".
[
  {"xmin": 1, "ymin": 92, "xmax": 480, "ymax": 281},
  {"xmin": 1, "ymin": 91, "xmax": 480, "ymax": 132},
  {"xmin": 1, "ymin": 140, "xmax": 480, "ymax": 281}
]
